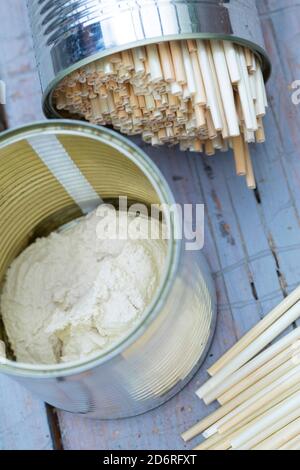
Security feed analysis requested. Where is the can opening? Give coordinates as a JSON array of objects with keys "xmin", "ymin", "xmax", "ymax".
[{"xmin": 0, "ymin": 121, "xmax": 176, "ymax": 371}]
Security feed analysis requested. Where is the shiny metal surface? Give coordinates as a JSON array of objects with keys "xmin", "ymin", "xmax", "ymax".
[
  {"xmin": 26, "ymin": 0, "xmax": 271, "ymax": 118},
  {"xmin": 0, "ymin": 120, "xmax": 216, "ymax": 419}
]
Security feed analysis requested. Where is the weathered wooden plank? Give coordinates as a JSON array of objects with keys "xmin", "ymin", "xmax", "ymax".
[
  {"xmin": 0, "ymin": 0, "xmax": 44, "ymax": 127},
  {"xmin": 0, "ymin": 0, "xmax": 53, "ymax": 451},
  {"xmin": 55, "ymin": 0, "xmax": 300, "ymax": 445},
  {"xmin": 147, "ymin": 143, "xmax": 238, "ymax": 359},
  {"xmin": 256, "ymin": 3, "xmax": 300, "ymax": 333},
  {"xmin": 0, "ymin": 375, "xmax": 53, "ymax": 450},
  {"xmin": 193, "ymin": 153, "xmax": 264, "ymax": 336},
  {"xmin": 1, "ymin": 0, "xmax": 300, "ymax": 452},
  {"xmin": 255, "ymin": 4, "xmax": 300, "ymax": 298},
  {"xmin": 220, "ymin": 154, "xmax": 283, "ymax": 314}
]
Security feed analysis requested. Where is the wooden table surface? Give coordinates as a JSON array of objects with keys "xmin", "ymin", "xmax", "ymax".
[{"xmin": 0, "ymin": 0, "xmax": 300, "ymax": 451}]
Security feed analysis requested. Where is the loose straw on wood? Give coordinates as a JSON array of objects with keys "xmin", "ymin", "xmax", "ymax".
[
  {"xmin": 279, "ymin": 435, "xmax": 300, "ymax": 450},
  {"xmin": 194, "ymin": 390, "xmax": 294, "ymax": 450},
  {"xmin": 202, "ymin": 400, "xmax": 284, "ymax": 450},
  {"xmin": 236, "ymin": 407, "xmax": 300, "ymax": 450},
  {"xmin": 202, "ymin": 366, "xmax": 300, "ymax": 439},
  {"xmin": 218, "ymin": 366, "xmax": 300, "ymax": 435},
  {"xmin": 197, "ymin": 301, "xmax": 300, "ymax": 402},
  {"xmin": 208, "ymin": 285, "xmax": 300, "ymax": 377},
  {"xmin": 182, "ymin": 352, "xmax": 297, "ymax": 442},
  {"xmin": 206, "ymin": 385, "xmax": 300, "ymax": 450},
  {"xmin": 218, "ymin": 344, "xmax": 297, "ymax": 404},
  {"xmin": 53, "ymin": 39, "xmax": 268, "ymax": 189},
  {"xmin": 195, "ymin": 418, "xmax": 254, "ymax": 451},
  {"xmin": 229, "ymin": 356, "xmax": 296, "ymax": 425},
  {"xmin": 185, "ymin": 377, "xmax": 300, "ymax": 449},
  {"xmin": 203, "ymin": 327, "xmax": 300, "ymax": 407},
  {"xmin": 183, "ymin": 287, "xmax": 300, "ymax": 450},
  {"xmin": 253, "ymin": 416, "xmax": 300, "ymax": 450}
]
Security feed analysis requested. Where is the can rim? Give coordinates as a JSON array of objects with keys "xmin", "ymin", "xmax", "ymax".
[
  {"xmin": 42, "ymin": 34, "xmax": 272, "ymax": 119},
  {"xmin": 0, "ymin": 119, "xmax": 182, "ymax": 378}
]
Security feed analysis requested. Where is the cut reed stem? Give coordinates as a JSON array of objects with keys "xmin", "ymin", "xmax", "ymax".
[
  {"xmin": 231, "ymin": 389, "xmax": 300, "ymax": 448},
  {"xmin": 218, "ymin": 345, "xmax": 297, "ymax": 405},
  {"xmin": 218, "ymin": 366, "xmax": 300, "ymax": 434},
  {"xmin": 198, "ymin": 302, "xmax": 300, "ymax": 402},
  {"xmin": 253, "ymin": 416, "xmax": 300, "ymax": 450},
  {"xmin": 183, "ymin": 357, "xmax": 297, "ymax": 442},
  {"xmin": 207, "ymin": 285, "xmax": 300, "ymax": 376},
  {"xmin": 279, "ymin": 435, "xmax": 300, "ymax": 450},
  {"xmin": 236, "ymin": 407, "xmax": 300, "ymax": 450},
  {"xmin": 232, "ymin": 135, "xmax": 247, "ymax": 176}
]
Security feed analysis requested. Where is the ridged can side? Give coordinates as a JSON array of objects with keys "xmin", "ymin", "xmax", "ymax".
[{"xmin": 0, "ymin": 120, "xmax": 217, "ymax": 418}]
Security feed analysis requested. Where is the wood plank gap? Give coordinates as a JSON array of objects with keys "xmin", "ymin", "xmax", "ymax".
[
  {"xmin": 188, "ymin": 155, "xmax": 239, "ymax": 342},
  {"xmin": 223, "ymin": 169, "xmax": 265, "ymax": 319},
  {"xmin": 46, "ymin": 405, "xmax": 64, "ymax": 451},
  {"xmin": 0, "ymin": 104, "xmax": 7, "ymax": 131},
  {"xmin": 267, "ymin": 234, "xmax": 289, "ymax": 297},
  {"xmin": 253, "ymin": 186, "xmax": 262, "ymax": 204}
]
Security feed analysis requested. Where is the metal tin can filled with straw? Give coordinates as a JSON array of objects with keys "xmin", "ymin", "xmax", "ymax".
[
  {"xmin": 27, "ymin": 0, "xmax": 271, "ymax": 187},
  {"xmin": 27, "ymin": 0, "xmax": 271, "ymax": 118}
]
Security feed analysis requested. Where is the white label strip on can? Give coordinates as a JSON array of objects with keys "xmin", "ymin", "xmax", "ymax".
[{"xmin": 28, "ymin": 134, "xmax": 103, "ymax": 214}]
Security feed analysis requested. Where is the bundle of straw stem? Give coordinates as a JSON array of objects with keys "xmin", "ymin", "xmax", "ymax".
[{"xmin": 53, "ymin": 39, "xmax": 268, "ymax": 189}]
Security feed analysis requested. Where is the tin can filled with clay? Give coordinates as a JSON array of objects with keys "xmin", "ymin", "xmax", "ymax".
[{"xmin": 0, "ymin": 120, "xmax": 216, "ymax": 419}]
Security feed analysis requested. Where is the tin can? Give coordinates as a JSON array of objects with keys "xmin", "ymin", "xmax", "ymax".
[
  {"xmin": 26, "ymin": 0, "xmax": 271, "ymax": 119},
  {"xmin": 0, "ymin": 120, "xmax": 216, "ymax": 418}
]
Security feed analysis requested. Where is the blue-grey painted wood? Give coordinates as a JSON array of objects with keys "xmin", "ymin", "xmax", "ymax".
[
  {"xmin": 0, "ymin": 375, "xmax": 53, "ymax": 450},
  {"xmin": 0, "ymin": 0, "xmax": 300, "ymax": 450},
  {"xmin": 256, "ymin": 2, "xmax": 300, "ymax": 331},
  {"xmin": 0, "ymin": 0, "xmax": 44, "ymax": 127},
  {"xmin": 0, "ymin": 0, "xmax": 53, "ymax": 451}
]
